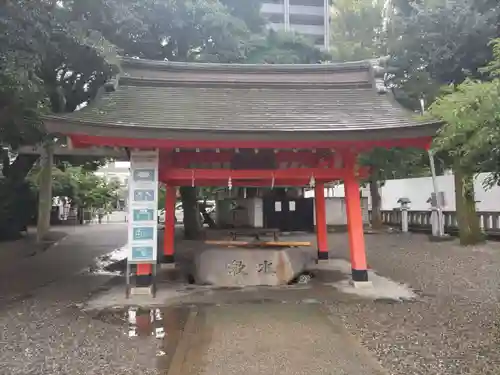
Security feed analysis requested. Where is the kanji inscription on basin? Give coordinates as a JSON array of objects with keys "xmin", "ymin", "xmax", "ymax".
[
  {"xmin": 131, "ymin": 246, "xmax": 155, "ymax": 261},
  {"xmin": 133, "ymin": 189, "xmax": 155, "ymax": 202},
  {"xmin": 257, "ymin": 260, "xmax": 275, "ymax": 274},
  {"xmin": 133, "ymin": 169, "xmax": 155, "ymax": 182},
  {"xmin": 132, "ymin": 226, "xmax": 155, "ymax": 241},
  {"xmin": 132, "ymin": 208, "xmax": 155, "ymax": 222},
  {"xmin": 227, "ymin": 260, "xmax": 247, "ymax": 276}
]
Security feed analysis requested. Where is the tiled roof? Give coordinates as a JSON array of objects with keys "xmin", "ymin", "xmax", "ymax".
[{"xmin": 45, "ymin": 57, "xmax": 439, "ymax": 141}]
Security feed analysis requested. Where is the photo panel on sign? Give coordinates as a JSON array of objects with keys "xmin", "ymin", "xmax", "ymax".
[
  {"xmin": 128, "ymin": 226, "xmax": 158, "ymax": 261},
  {"xmin": 132, "ymin": 188, "xmax": 156, "ymax": 203},
  {"xmin": 132, "ymin": 168, "xmax": 157, "ymax": 183},
  {"xmin": 132, "ymin": 226, "xmax": 156, "ymax": 241},
  {"xmin": 128, "ymin": 222, "xmax": 158, "ymax": 242},
  {"xmin": 132, "ymin": 207, "xmax": 156, "ymax": 223},
  {"xmin": 130, "ymin": 245, "xmax": 156, "ymax": 262}
]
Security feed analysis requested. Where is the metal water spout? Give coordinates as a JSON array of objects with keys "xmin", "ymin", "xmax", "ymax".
[{"xmin": 309, "ymin": 175, "xmax": 316, "ymax": 188}]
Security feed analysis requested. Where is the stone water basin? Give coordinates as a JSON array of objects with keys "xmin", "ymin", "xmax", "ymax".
[{"xmin": 182, "ymin": 244, "xmax": 316, "ymax": 287}]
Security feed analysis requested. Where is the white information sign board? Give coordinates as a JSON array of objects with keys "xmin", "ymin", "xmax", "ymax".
[{"xmin": 127, "ymin": 150, "xmax": 159, "ymax": 264}]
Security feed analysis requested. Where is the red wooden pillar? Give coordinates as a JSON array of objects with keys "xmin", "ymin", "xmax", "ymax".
[
  {"xmin": 344, "ymin": 173, "xmax": 369, "ymax": 282},
  {"xmin": 314, "ymin": 183, "xmax": 329, "ymax": 260},
  {"xmin": 163, "ymin": 185, "xmax": 176, "ymax": 263}
]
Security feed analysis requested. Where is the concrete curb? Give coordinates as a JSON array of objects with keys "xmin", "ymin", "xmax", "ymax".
[{"xmin": 166, "ymin": 308, "xmax": 199, "ymax": 375}]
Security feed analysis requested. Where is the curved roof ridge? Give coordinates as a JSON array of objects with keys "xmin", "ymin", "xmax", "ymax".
[
  {"xmin": 118, "ymin": 57, "xmax": 375, "ymax": 88},
  {"xmin": 120, "ymin": 56, "xmax": 372, "ymax": 73}
]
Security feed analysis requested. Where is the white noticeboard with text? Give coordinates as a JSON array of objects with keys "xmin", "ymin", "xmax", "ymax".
[{"xmin": 127, "ymin": 149, "xmax": 159, "ymax": 264}]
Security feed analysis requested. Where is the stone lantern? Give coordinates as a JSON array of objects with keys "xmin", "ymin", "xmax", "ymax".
[{"xmin": 397, "ymin": 197, "xmax": 411, "ymax": 233}]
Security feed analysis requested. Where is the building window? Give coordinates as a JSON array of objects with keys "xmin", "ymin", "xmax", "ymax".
[
  {"xmin": 289, "ymin": 14, "xmax": 325, "ymax": 26},
  {"xmin": 289, "ymin": 0, "xmax": 325, "ymax": 6}
]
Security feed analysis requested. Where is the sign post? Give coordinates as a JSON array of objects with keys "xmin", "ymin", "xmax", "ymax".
[{"xmin": 126, "ymin": 149, "xmax": 159, "ymax": 296}]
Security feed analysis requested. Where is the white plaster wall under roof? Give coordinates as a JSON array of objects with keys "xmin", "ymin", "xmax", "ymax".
[{"xmin": 217, "ymin": 198, "xmax": 264, "ymax": 228}]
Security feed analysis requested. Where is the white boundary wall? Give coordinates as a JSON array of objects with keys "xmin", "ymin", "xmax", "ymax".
[{"xmin": 307, "ymin": 173, "xmax": 500, "ymax": 212}]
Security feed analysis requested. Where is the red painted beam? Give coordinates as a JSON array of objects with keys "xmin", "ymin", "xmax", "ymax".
[
  {"xmin": 170, "ymin": 151, "xmax": 231, "ymax": 165},
  {"xmin": 162, "ymin": 178, "xmax": 327, "ymax": 187},
  {"xmin": 161, "ymin": 168, "xmax": 346, "ymax": 182},
  {"xmin": 69, "ymin": 134, "xmax": 433, "ymax": 151},
  {"xmin": 164, "ymin": 150, "xmax": 330, "ymax": 168},
  {"xmin": 163, "ymin": 167, "xmax": 366, "ymax": 183}
]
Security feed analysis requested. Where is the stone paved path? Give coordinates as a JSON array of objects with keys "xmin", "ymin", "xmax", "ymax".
[
  {"xmin": 182, "ymin": 303, "xmax": 388, "ymax": 375},
  {"xmin": 0, "ymin": 229, "xmax": 68, "ymax": 264},
  {"xmin": 0, "ymin": 223, "xmax": 127, "ymax": 302}
]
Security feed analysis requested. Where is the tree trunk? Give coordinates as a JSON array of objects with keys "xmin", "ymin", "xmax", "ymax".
[
  {"xmin": 454, "ymin": 165, "xmax": 483, "ymax": 245},
  {"xmin": 3, "ymin": 153, "xmax": 38, "ymax": 181},
  {"xmin": 369, "ymin": 172, "xmax": 383, "ymax": 230},
  {"xmin": 180, "ymin": 186, "xmax": 202, "ymax": 240},
  {"xmin": 36, "ymin": 143, "xmax": 54, "ymax": 243}
]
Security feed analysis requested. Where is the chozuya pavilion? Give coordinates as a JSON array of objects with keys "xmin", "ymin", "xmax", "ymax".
[{"xmin": 44, "ymin": 57, "xmax": 439, "ymax": 288}]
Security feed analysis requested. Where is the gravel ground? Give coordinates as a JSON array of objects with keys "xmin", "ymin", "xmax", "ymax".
[
  {"xmin": 0, "ymin": 223, "xmax": 162, "ymax": 375},
  {"xmin": 2, "ymin": 227, "xmax": 500, "ymax": 375},
  {"xmin": 0, "ymin": 274, "xmax": 160, "ymax": 375},
  {"xmin": 327, "ymin": 233, "xmax": 500, "ymax": 375}
]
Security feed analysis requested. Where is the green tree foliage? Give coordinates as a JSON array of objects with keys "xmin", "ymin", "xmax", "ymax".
[
  {"xmin": 245, "ymin": 31, "xmax": 329, "ymax": 64},
  {"xmin": 1, "ymin": 1, "xmax": 116, "ymax": 145},
  {"xmin": 429, "ymin": 39, "xmax": 500, "ymax": 244},
  {"xmin": 30, "ymin": 165, "xmax": 120, "ymax": 210},
  {"xmin": 384, "ymin": 0, "xmax": 500, "ymax": 243},
  {"xmin": 431, "ymin": 80, "xmax": 500, "ymax": 177},
  {"xmin": 0, "ymin": 1, "xmax": 119, "ymax": 237},
  {"xmin": 1, "ymin": 0, "xmax": 115, "ymax": 170},
  {"xmin": 329, "ymin": 0, "xmax": 385, "ymax": 61},
  {"xmin": 387, "ymin": 0, "xmax": 500, "ymax": 109},
  {"xmin": 71, "ymin": 0, "xmax": 252, "ymax": 63}
]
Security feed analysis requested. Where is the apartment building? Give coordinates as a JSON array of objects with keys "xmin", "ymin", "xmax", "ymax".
[{"xmin": 260, "ymin": 0, "xmax": 330, "ymax": 51}]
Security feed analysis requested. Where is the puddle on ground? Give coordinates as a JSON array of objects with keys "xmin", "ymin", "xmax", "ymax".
[
  {"xmin": 93, "ymin": 305, "xmax": 190, "ymax": 338},
  {"xmin": 86, "ymin": 246, "xmax": 128, "ymax": 275},
  {"xmin": 92, "ymin": 305, "xmax": 194, "ymax": 369}
]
